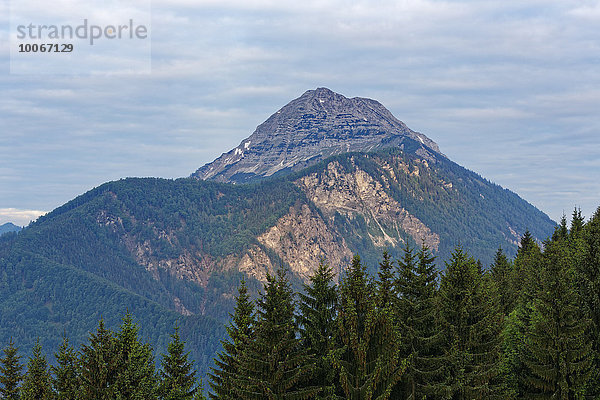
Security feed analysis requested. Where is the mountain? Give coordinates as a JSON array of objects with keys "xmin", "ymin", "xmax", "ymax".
[
  {"xmin": 0, "ymin": 222, "xmax": 21, "ymax": 236},
  {"xmin": 0, "ymin": 88, "xmax": 556, "ymax": 380},
  {"xmin": 193, "ymin": 87, "xmax": 440, "ymax": 183},
  {"xmin": 191, "ymin": 87, "xmax": 555, "ymax": 267}
]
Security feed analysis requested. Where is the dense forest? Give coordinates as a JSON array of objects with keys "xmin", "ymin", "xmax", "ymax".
[
  {"xmin": 0, "ymin": 148, "xmax": 555, "ymax": 384},
  {"xmin": 0, "ymin": 313, "xmax": 208, "ymax": 399},
  {"xmin": 208, "ymin": 207, "xmax": 600, "ymax": 399},
  {"xmin": 2, "ymin": 207, "xmax": 598, "ymax": 399}
]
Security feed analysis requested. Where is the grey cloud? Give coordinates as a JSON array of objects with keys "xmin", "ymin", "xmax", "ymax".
[{"xmin": 1, "ymin": 1, "xmax": 599, "ymax": 226}]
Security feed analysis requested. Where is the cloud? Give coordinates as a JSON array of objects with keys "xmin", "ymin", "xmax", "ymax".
[
  {"xmin": 0, "ymin": 208, "xmax": 47, "ymax": 226},
  {"xmin": 1, "ymin": 0, "xmax": 599, "ymax": 225}
]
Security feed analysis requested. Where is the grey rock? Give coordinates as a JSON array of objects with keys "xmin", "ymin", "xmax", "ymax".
[{"xmin": 192, "ymin": 87, "xmax": 443, "ymax": 183}]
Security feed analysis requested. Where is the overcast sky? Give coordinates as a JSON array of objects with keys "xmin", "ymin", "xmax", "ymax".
[{"xmin": 1, "ymin": 0, "xmax": 599, "ymax": 226}]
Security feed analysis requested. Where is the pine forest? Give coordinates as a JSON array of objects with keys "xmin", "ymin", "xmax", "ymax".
[{"xmin": 2, "ymin": 207, "xmax": 600, "ymax": 399}]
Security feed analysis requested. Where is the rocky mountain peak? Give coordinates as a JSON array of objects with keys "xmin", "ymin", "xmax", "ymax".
[{"xmin": 193, "ymin": 88, "xmax": 443, "ymax": 183}]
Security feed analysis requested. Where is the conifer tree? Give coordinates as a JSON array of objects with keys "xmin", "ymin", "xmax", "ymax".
[
  {"xmin": 113, "ymin": 312, "xmax": 157, "ymax": 400},
  {"xmin": 395, "ymin": 243, "xmax": 417, "ymax": 320},
  {"xmin": 395, "ymin": 244, "xmax": 444, "ymax": 400},
  {"xmin": 570, "ymin": 207, "xmax": 584, "ymax": 239},
  {"xmin": 490, "ymin": 247, "xmax": 514, "ymax": 315},
  {"xmin": 236, "ymin": 266, "xmax": 318, "ymax": 399},
  {"xmin": 577, "ymin": 207, "xmax": 600, "ymax": 397},
  {"xmin": 79, "ymin": 318, "xmax": 119, "ymax": 400},
  {"xmin": 524, "ymin": 236, "xmax": 592, "ymax": 398},
  {"xmin": 21, "ymin": 339, "xmax": 52, "ymax": 400},
  {"xmin": 437, "ymin": 246, "xmax": 501, "ymax": 399},
  {"xmin": 0, "ymin": 338, "xmax": 23, "ymax": 400},
  {"xmin": 551, "ymin": 215, "xmax": 570, "ymax": 242},
  {"xmin": 298, "ymin": 261, "xmax": 339, "ymax": 399},
  {"xmin": 331, "ymin": 255, "xmax": 405, "ymax": 400},
  {"xmin": 209, "ymin": 280, "xmax": 255, "ymax": 399},
  {"xmin": 501, "ymin": 231, "xmax": 544, "ymax": 398},
  {"xmin": 376, "ymin": 251, "xmax": 395, "ymax": 309},
  {"xmin": 52, "ymin": 336, "xmax": 79, "ymax": 399},
  {"xmin": 497, "ymin": 308, "xmax": 525, "ymax": 399},
  {"xmin": 512, "ymin": 231, "xmax": 542, "ymax": 319},
  {"xmin": 518, "ymin": 230, "xmax": 536, "ymax": 255},
  {"xmin": 158, "ymin": 325, "xmax": 198, "ymax": 400}
]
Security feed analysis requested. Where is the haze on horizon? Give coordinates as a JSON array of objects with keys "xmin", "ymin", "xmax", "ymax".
[{"xmin": 1, "ymin": 0, "xmax": 599, "ymax": 226}]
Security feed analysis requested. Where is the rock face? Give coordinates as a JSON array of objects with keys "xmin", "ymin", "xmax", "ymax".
[
  {"xmin": 193, "ymin": 87, "xmax": 441, "ymax": 183},
  {"xmin": 296, "ymin": 159, "xmax": 440, "ymax": 252},
  {"xmin": 256, "ymin": 203, "xmax": 353, "ymax": 281}
]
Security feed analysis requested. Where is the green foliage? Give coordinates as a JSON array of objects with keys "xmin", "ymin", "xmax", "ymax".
[
  {"xmin": 52, "ymin": 336, "xmax": 79, "ymax": 399},
  {"xmin": 79, "ymin": 318, "xmax": 119, "ymax": 400},
  {"xmin": 497, "ymin": 308, "xmax": 524, "ymax": 399},
  {"xmin": 575, "ymin": 207, "xmax": 600, "ymax": 397},
  {"xmin": 6, "ymin": 221, "xmax": 600, "ymax": 399},
  {"xmin": 298, "ymin": 262, "xmax": 339, "ymax": 398},
  {"xmin": 236, "ymin": 267, "xmax": 318, "ymax": 399},
  {"xmin": 490, "ymin": 247, "xmax": 514, "ymax": 315},
  {"xmin": 331, "ymin": 255, "xmax": 405, "ymax": 399},
  {"xmin": 1, "ymin": 314, "xmax": 209, "ymax": 400},
  {"xmin": 209, "ymin": 280, "xmax": 255, "ymax": 399},
  {"xmin": 437, "ymin": 247, "xmax": 502, "ymax": 399},
  {"xmin": 0, "ymin": 248, "xmax": 225, "ymax": 382},
  {"xmin": 21, "ymin": 339, "xmax": 52, "ymax": 400},
  {"xmin": 158, "ymin": 325, "xmax": 197, "ymax": 400},
  {"xmin": 113, "ymin": 313, "xmax": 157, "ymax": 400},
  {"xmin": 395, "ymin": 244, "xmax": 444, "ymax": 400},
  {"xmin": 294, "ymin": 149, "xmax": 555, "ymax": 268},
  {"xmin": 0, "ymin": 338, "xmax": 23, "ymax": 400},
  {"xmin": 0, "ymin": 148, "xmax": 557, "ymax": 387},
  {"xmin": 523, "ymin": 236, "xmax": 592, "ymax": 399}
]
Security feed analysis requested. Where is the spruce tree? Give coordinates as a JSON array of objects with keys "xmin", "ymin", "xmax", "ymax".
[
  {"xmin": 113, "ymin": 312, "xmax": 157, "ymax": 400},
  {"xmin": 209, "ymin": 280, "xmax": 255, "ymax": 399},
  {"xmin": 158, "ymin": 325, "xmax": 198, "ymax": 400},
  {"xmin": 497, "ymin": 308, "xmax": 525, "ymax": 399},
  {"xmin": 331, "ymin": 255, "xmax": 405, "ymax": 400},
  {"xmin": 503, "ymin": 232, "xmax": 544, "ymax": 398},
  {"xmin": 298, "ymin": 261, "xmax": 338, "ymax": 399},
  {"xmin": 550, "ymin": 215, "xmax": 569, "ymax": 242},
  {"xmin": 21, "ymin": 339, "xmax": 52, "ymax": 400},
  {"xmin": 79, "ymin": 318, "xmax": 119, "ymax": 400},
  {"xmin": 376, "ymin": 251, "xmax": 395, "ymax": 309},
  {"xmin": 52, "ymin": 336, "xmax": 79, "ymax": 399},
  {"xmin": 437, "ymin": 246, "xmax": 501, "ymax": 399},
  {"xmin": 395, "ymin": 243, "xmax": 417, "ymax": 321},
  {"xmin": 524, "ymin": 236, "xmax": 592, "ymax": 398},
  {"xmin": 577, "ymin": 207, "xmax": 600, "ymax": 397},
  {"xmin": 570, "ymin": 207, "xmax": 584, "ymax": 239},
  {"xmin": 512, "ymin": 231, "xmax": 542, "ymax": 321},
  {"xmin": 395, "ymin": 244, "xmax": 444, "ymax": 400},
  {"xmin": 490, "ymin": 247, "xmax": 514, "ymax": 315},
  {"xmin": 518, "ymin": 230, "xmax": 536, "ymax": 255},
  {"xmin": 0, "ymin": 338, "xmax": 23, "ymax": 400},
  {"xmin": 236, "ymin": 266, "xmax": 318, "ymax": 399}
]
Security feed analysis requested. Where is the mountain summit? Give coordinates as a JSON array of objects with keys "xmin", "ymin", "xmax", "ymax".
[{"xmin": 193, "ymin": 88, "xmax": 441, "ymax": 183}]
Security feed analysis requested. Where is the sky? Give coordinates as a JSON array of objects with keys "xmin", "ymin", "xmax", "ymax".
[{"xmin": 1, "ymin": 0, "xmax": 599, "ymax": 226}]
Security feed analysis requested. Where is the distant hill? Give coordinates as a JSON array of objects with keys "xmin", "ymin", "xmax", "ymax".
[
  {"xmin": 0, "ymin": 222, "xmax": 21, "ymax": 236},
  {"xmin": 0, "ymin": 88, "xmax": 556, "ymax": 380}
]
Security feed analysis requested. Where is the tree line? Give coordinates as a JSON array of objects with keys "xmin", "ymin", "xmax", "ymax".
[
  {"xmin": 2, "ymin": 207, "xmax": 599, "ymax": 399},
  {"xmin": 0, "ymin": 314, "xmax": 206, "ymax": 399},
  {"xmin": 209, "ymin": 207, "xmax": 600, "ymax": 399}
]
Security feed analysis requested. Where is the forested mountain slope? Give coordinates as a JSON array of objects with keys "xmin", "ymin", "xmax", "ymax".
[{"xmin": 0, "ymin": 89, "xmax": 556, "ymax": 379}]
